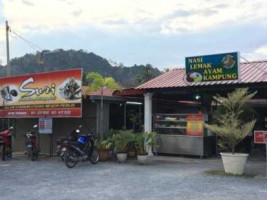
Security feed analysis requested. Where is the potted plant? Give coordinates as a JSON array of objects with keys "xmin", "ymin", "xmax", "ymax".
[
  {"xmin": 134, "ymin": 132, "xmax": 157, "ymax": 164},
  {"xmin": 96, "ymin": 139, "xmax": 112, "ymax": 161},
  {"xmin": 112, "ymin": 130, "xmax": 134, "ymax": 163},
  {"xmin": 204, "ymin": 88, "xmax": 256, "ymax": 175},
  {"xmin": 127, "ymin": 131, "xmax": 137, "ymax": 158}
]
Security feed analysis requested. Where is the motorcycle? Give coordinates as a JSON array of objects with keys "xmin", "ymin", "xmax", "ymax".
[
  {"xmin": 56, "ymin": 137, "xmax": 68, "ymax": 161},
  {"xmin": 0, "ymin": 126, "xmax": 13, "ymax": 161},
  {"xmin": 56, "ymin": 127, "xmax": 82, "ymax": 161},
  {"xmin": 63, "ymin": 125, "xmax": 99, "ymax": 168},
  {"xmin": 25, "ymin": 124, "xmax": 39, "ymax": 161}
]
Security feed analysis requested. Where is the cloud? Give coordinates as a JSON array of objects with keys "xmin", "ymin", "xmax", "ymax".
[
  {"xmin": 213, "ymin": 4, "xmax": 228, "ymax": 9},
  {"xmin": 1, "ymin": 0, "xmax": 267, "ymax": 37},
  {"xmin": 104, "ymin": 19, "xmax": 128, "ymax": 26},
  {"xmin": 242, "ymin": 47, "xmax": 267, "ymax": 62},
  {"xmin": 22, "ymin": 0, "xmax": 34, "ymax": 7},
  {"xmin": 170, "ymin": 10, "xmax": 194, "ymax": 17},
  {"xmin": 255, "ymin": 47, "xmax": 267, "ymax": 55},
  {"xmin": 72, "ymin": 9, "xmax": 82, "ymax": 17}
]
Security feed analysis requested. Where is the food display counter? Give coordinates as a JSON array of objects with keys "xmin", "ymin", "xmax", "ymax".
[{"xmin": 153, "ymin": 113, "xmax": 214, "ymax": 157}]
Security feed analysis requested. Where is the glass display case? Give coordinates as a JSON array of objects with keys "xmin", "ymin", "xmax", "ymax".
[
  {"xmin": 153, "ymin": 113, "xmax": 215, "ymax": 157},
  {"xmin": 154, "ymin": 114, "xmax": 187, "ymax": 135}
]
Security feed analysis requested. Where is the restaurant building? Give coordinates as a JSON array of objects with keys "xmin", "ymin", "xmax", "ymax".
[{"xmin": 116, "ymin": 59, "xmax": 267, "ymax": 157}]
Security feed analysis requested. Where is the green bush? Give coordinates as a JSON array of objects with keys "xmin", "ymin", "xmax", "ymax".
[
  {"xmin": 134, "ymin": 132, "xmax": 157, "ymax": 155},
  {"xmin": 112, "ymin": 130, "xmax": 135, "ymax": 153}
]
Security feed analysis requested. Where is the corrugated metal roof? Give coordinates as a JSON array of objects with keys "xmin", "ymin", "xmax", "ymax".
[{"xmin": 136, "ymin": 60, "xmax": 267, "ymax": 89}]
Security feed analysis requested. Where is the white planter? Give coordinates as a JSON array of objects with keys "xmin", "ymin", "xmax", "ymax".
[
  {"xmin": 220, "ymin": 152, "xmax": 249, "ymax": 175},
  {"xmin": 117, "ymin": 153, "xmax": 127, "ymax": 163},
  {"xmin": 137, "ymin": 155, "xmax": 149, "ymax": 164}
]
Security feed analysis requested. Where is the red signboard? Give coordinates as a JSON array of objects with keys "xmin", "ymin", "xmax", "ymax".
[
  {"xmin": 0, "ymin": 69, "xmax": 82, "ymax": 118},
  {"xmin": 254, "ymin": 130, "xmax": 267, "ymax": 144},
  {"xmin": 186, "ymin": 114, "xmax": 204, "ymax": 136}
]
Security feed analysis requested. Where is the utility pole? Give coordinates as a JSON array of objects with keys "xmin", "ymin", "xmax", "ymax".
[
  {"xmin": 5, "ymin": 21, "xmax": 10, "ymax": 130},
  {"xmin": 6, "ymin": 20, "xmax": 10, "ymax": 77}
]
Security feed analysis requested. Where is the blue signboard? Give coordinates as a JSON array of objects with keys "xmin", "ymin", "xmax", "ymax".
[{"xmin": 185, "ymin": 52, "xmax": 240, "ymax": 83}]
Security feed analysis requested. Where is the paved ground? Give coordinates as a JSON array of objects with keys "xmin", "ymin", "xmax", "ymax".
[{"xmin": 0, "ymin": 155, "xmax": 267, "ymax": 200}]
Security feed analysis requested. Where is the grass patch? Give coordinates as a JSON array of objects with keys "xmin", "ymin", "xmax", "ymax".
[{"xmin": 205, "ymin": 170, "xmax": 256, "ymax": 179}]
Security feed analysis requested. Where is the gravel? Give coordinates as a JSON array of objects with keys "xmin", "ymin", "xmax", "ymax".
[{"xmin": 0, "ymin": 155, "xmax": 266, "ymax": 200}]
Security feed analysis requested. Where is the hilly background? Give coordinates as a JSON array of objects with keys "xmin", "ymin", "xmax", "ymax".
[{"xmin": 0, "ymin": 49, "xmax": 161, "ymax": 87}]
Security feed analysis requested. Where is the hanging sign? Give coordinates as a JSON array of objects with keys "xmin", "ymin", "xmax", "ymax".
[
  {"xmin": 0, "ymin": 69, "xmax": 82, "ymax": 118},
  {"xmin": 39, "ymin": 118, "xmax": 52, "ymax": 134},
  {"xmin": 185, "ymin": 52, "xmax": 240, "ymax": 83}
]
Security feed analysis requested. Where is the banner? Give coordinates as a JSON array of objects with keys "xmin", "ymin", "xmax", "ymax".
[
  {"xmin": 0, "ymin": 69, "xmax": 82, "ymax": 118},
  {"xmin": 186, "ymin": 114, "xmax": 203, "ymax": 136},
  {"xmin": 185, "ymin": 52, "xmax": 240, "ymax": 83}
]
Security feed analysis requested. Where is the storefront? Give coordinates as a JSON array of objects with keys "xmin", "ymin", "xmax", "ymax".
[
  {"xmin": 0, "ymin": 69, "xmax": 127, "ymax": 155},
  {"xmin": 117, "ymin": 55, "xmax": 267, "ymax": 157}
]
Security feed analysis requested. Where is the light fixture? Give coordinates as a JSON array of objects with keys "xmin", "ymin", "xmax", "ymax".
[
  {"xmin": 126, "ymin": 101, "xmax": 142, "ymax": 105},
  {"xmin": 194, "ymin": 94, "xmax": 201, "ymax": 100}
]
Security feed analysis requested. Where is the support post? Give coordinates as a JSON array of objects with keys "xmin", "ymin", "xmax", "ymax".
[
  {"xmin": 144, "ymin": 93, "xmax": 153, "ymax": 155},
  {"xmin": 123, "ymin": 103, "xmax": 126, "ymax": 130},
  {"xmin": 144, "ymin": 93, "xmax": 153, "ymax": 133},
  {"xmin": 6, "ymin": 21, "xmax": 10, "ymax": 77}
]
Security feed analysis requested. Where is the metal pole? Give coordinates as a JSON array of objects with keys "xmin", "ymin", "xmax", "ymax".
[
  {"xmin": 265, "ymin": 143, "xmax": 267, "ymax": 177},
  {"xmin": 6, "ymin": 21, "xmax": 10, "ymax": 77},
  {"xmin": 124, "ymin": 103, "xmax": 126, "ymax": 130},
  {"xmin": 1, "ymin": 99, "xmax": 4, "ymax": 129},
  {"xmin": 5, "ymin": 21, "xmax": 11, "ymax": 134},
  {"xmin": 100, "ymin": 88, "xmax": 103, "ymax": 140}
]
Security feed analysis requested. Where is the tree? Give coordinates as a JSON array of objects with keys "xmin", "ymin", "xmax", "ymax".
[
  {"xmin": 136, "ymin": 64, "xmax": 156, "ymax": 84},
  {"xmin": 86, "ymin": 72, "xmax": 121, "ymax": 139},
  {"xmin": 204, "ymin": 88, "xmax": 257, "ymax": 154},
  {"xmin": 163, "ymin": 68, "xmax": 171, "ymax": 73}
]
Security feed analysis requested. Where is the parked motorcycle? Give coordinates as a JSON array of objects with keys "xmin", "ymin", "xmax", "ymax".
[
  {"xmin": 56, "ymin": 137, "xmax": 68, "ymax": 161},
  {"xmin": 56, "ymin": 127, "xmax": 82, "ymax": 161},
  {"xmin": 63, "ymin": 126, "xmax": 99, "ymax": 168},
  {"xmin": 25, "ymin": 124, "xmax": 39, "ymax": 161},
  {"xmin": 0, "ymin": 126, "xmax": 13, "ymax": 161}
]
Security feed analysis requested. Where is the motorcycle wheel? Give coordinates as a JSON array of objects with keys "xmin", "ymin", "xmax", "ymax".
[
  {"xmin": 6, "ymin": 147, "xmax": 12, "ymax": 158},
  {"xmin": 60, "ymin": 152, "xmax": 65, "ymax": 162},
  {"xmin": 28, "ymin": 149, "xmax": 33, "ymax": 160},
  {"xmin": 31, "ymin": 147, "xmax": 38, "ymax": 161},
  {"xmin": 64, "ymin": 149, "xmax": 78, "ymax": 168},
  {"xmin": 90, "ymin": 149, "xmax": 99, "ymax": 164},
  {"xmin": 1, "ymin": 145, "xmax": 6, "ymax": 161}
]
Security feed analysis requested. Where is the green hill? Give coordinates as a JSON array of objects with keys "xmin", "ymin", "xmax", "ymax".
[{"xmin": 0, "ymin": 49, "xmax": 161, "ymax": 87}]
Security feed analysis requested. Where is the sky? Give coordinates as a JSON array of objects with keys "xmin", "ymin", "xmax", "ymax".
[{"xmin": 1, "ymin": 0, "xmax": 267, "ymax": 69}]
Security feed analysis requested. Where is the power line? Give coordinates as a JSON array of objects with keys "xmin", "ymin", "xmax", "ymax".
[{"xmin": 9, "ymin": 27, "xmax": 43, "ymax": 52}]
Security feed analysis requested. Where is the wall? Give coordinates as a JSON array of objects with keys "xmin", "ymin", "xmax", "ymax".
[{"xmin": 12, "ymin": 99, "xmax": 97, "ymax": 155}]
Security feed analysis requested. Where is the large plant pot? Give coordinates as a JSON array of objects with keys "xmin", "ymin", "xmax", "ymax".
[
  {"xmin": 117, "ymin": 153, "xmax": 127, "ymax": 163},
  {"xmin": 137, "ymin": 154, "xmax": 149, "ymax": 165},
  {"xmin": 98, "ymin": 149, "xmax": 110, "ymax": 161},
  {"xmin": 220, "ymin": 153, "xmax": 249, "ymax": 175}
]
